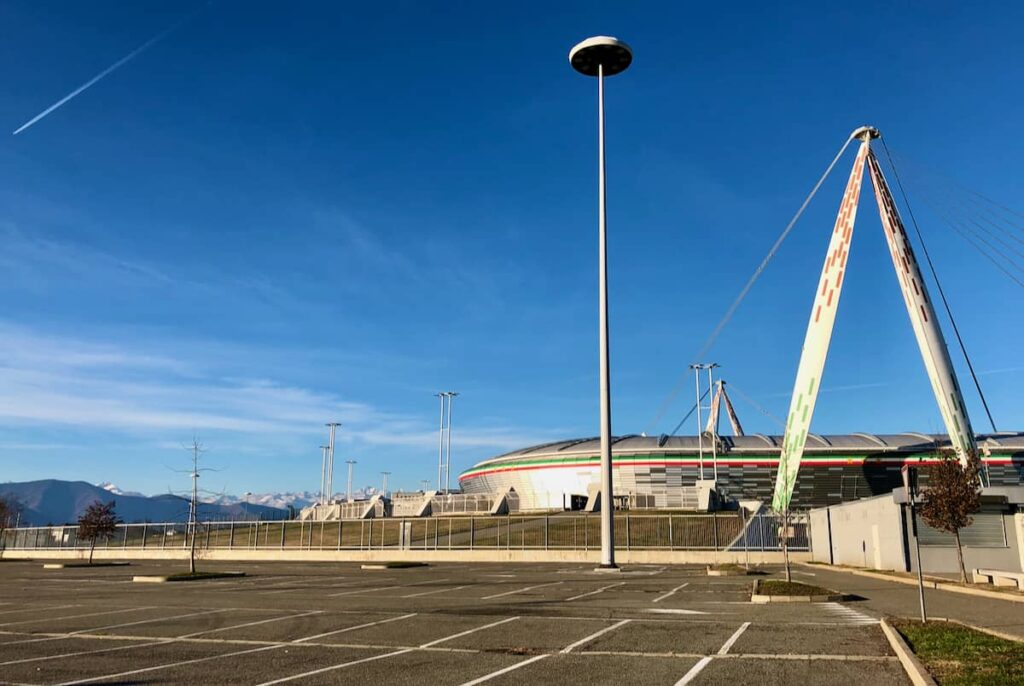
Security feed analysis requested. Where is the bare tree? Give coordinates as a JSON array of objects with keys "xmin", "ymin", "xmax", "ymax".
[
  {"xmin": 77, "ymin": 500, "xmax": 121, "ymax": 564},
  {"xmin": 0, "ymin": 495, "xmax": 23, "ymax": 556},
  {"xmin": 918, "ymin": 451, "xmax": 982, "ymax": 583}
]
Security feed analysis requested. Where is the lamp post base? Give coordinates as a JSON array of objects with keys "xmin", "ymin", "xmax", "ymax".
[{"xmin": 594, "ymin": 564, "xmax": 622, "ymax": 573}]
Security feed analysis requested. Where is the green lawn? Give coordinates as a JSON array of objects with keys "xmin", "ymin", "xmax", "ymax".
[{"xmin": 894, "ymin": 620, "xmax": 1024, "ymax": 685}]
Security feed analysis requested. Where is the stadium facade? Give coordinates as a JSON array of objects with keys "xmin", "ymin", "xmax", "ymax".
[{"xmin": 459, "ymin": 433, "xmax": 1024, "ymax": 511}]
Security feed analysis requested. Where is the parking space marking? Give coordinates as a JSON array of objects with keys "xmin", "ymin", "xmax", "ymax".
[
  {"xmin": 252, "ymin": 648, "xmax": 414, "ymax": 686},
  {"xmin": 717, "ymin": 622, "xmax": 750, "ymax": 655},
  {"xmin": 327, "ymin": 585, "xmax": 402, "ymax": 597},
  {"xmin": 180, "ymin": 610, "xmax": 324, "ymax": 638},
  {"xmin": 559, "ymin": 618, "xmax": 631, "ymax": 654},
  {"xmin": 0, "ymin": 604, "xmax": 78, "ymax": 617},
  {"xmin": 565, "ymin": 582, "xmax": 625, "ymax": 601},
  {"xmin": 54, "ymin": 642, "xmax": 283, "ymax": 685},
  {"xmin": 5, "ymin": 608, "xmax": 234, "ymax": 646},
  {"xmin": 403, "ymin": 584, "xmax": 469, "ymax": 598},
  {"xmin": 419, "ymin": 616, "xmax": 519, "ymax": 647},
  {"xmin": 458, "ymin": 654, "xmax": 550, "ymax": 685},
  {"xmin": 674, "ymin": 656, "xmax": 712, "ymax": 685},
  {"xmin": 293, "ymin": 613, "xmax": 418, "ymax": 643},
  {"xmin": 481, "ymin": 581, "xmax": 562, "ymax": 599},
  {"xmin": 653, "ymin": 582, "xmax": 690, "ymax": 603},
  {"xmin": 0, "ymin": 606, "xmax": 154, "ymax": 627},
  {"xmin": 645, "ymin": 608, "xmax": 709, "ymax": 615},
  {"xmin": 0, "ymin": 638, "xmax": 174, "ymax": 667}
]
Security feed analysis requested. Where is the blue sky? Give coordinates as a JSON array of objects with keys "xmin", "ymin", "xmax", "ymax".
[{"xmin": 0, "ymin": 1, "xmax": 1021, "ymax": 496}]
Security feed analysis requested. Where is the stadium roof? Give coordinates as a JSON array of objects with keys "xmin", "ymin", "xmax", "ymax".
[{"xmin": 480, "ymin": 432, "xmax": 1024, "ymax": 463}]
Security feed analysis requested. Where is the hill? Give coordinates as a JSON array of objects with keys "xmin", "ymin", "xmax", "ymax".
[{"xmin": 0, "ymin": 479, "xmax": 288, "ymax": 525}]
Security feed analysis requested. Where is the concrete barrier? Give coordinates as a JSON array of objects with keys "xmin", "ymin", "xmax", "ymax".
[{"xmin": 1, "ymin": 548, "xmax": 809, "ymax": 565}]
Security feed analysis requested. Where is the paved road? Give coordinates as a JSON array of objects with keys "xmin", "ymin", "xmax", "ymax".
[
  {"xmin": 0, "ymin": 560, "xmax": 910, "ymax": 685},
  {"xmin": 800, "ymin": 564, "xmax": 1024, "ymax": 639}
]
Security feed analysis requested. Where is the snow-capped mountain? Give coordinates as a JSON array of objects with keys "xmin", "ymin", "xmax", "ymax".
[{"xmin": 97, "ymin": 482, "xmax": 146, "ymax": 498}]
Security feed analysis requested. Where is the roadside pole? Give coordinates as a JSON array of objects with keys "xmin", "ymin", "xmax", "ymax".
[{"xmin": 903, "ymin": 465, "xmax": 927, "ymax": 623}]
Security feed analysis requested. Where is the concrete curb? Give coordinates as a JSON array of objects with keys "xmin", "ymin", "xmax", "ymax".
[
  {"xmin": 806, "ymin": 564, "xmax": 1024, "ymax": 604},
  {"xmin": 879, "ymin": 619, "xmax": 937, "ymax": 686},
  {"xmin": 929, "ymin": 616, "xmax": 1024, "ymax": 644}
]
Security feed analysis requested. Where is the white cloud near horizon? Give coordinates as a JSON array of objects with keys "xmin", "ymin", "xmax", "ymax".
[{"xmin": 0, "ymin": 323, "xmax": 553, "ymax": 454}]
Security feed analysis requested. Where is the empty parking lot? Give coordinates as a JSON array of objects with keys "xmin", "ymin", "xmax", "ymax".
[{"xmin": 0, "ymin": 560, "xmax": 909, "ymax": 685}]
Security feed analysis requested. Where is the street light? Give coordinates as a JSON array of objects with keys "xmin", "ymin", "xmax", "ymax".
[
  {"xmin": 569, "ymin": 35, "xmax": 633, "ymax": 570},
  {"xmin": 902, "ymin": 465, "xmax": 927, "ymax": 622},
  {"xmin": 381, "ymin": 471, "xmax": 391, "ymax": 497}
]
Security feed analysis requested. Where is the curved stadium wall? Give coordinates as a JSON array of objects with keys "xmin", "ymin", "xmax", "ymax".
[{"xmin": 458, "ymin": 433, "xmax": 1024, "ymax": 511}]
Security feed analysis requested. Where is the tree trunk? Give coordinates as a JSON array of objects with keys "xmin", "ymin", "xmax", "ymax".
[
  {"xmin": 89, "ymin": 539, "xmax": 95, "ymax": 565},
  {"xmin": 781, "ymin": 510, "xmax": 792, "ymax": 582},
  {"xmin": 954, "ymin": 529, "xmax": 967, "ymax": 583}
]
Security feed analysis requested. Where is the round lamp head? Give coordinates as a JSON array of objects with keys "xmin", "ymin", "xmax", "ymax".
[{"xmin": 569, "ymin": 36, "xmax": 633, "ymax": 77}]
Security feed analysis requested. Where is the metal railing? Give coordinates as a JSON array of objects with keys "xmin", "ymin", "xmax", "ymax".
[{"xmin": 0, "ymin": 512, "xmax": 808, "ymax": 553}]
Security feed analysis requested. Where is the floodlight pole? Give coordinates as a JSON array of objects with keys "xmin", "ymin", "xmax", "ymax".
[
  {"xmin": 325, "ymin": 422, "xmax": 340, "ymax": 503},
  {"xmin": 346, "ymin": 460, "xmax": 357, "ymax": 503},
  {"xmin": 707, "ymin": 363, "xmax": 720, "ymax": 481},
  {"xmin": 436, "ymin": 393, "xmax": 445, "ymax": 492},
  {"xmin": 570, "ymin": 35, "xmax": 633, "ymax": 570},
  {"xmin": 319, "ymin": 445, "xmax": 329, "ymax": 506},
  {"xmin": 445, "ymin": 391, "xmax": 458, "ymax": 493},
  {"xmin": 691, "ymin": 364, "xmax": 705, "ymax": 481},
  {"xmin": 381, "ymin": 472, "xmax": 390, "ymax": 497}
]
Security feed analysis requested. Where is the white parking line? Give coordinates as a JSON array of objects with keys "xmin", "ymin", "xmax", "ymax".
[
  {"xmin": 717, "ymin": 622, "xmax": 750, "ymax": 655},
  {"xmin": 54, "ymin": 643, "xmax": 283, "ymax": 685},
  {"xmin": 645, "ymin": 608, "xmax": 709, "ymax": 616},
  {"xmin": 327, "ymin": 585, "xmax": 402, "ymax": 597},
  {"xmin": 481, "ymin": 582, "xmax": 562, "ymax": 600},
  {"xmin": 403, "ymin": 584, "xmax": 469, "ymax": 598},
  {"xmin": 674, "ymin": 656, "xmax": 712, "ymax": 685},
  {"xmin": 565, "ymin": 582, "xmax": 625, "ymax": 602},
  {"xmin": 293, "ymin": 613, "xmax": 418, "ymax": 643},
  {"xmin": 0, "ymin": 606, "xmax": 153, "ymax": 627},
  {"xmin": 559, "ymin": 619, "xmax": 631, "ymax": 654},
  {"xmin": 458, "ymin": 654, "xmax": 550, "ymax": 685},
  {"xmin": 252, "ymin": 648, "xmax": 414, "ymax": 686},
  {"xmin": 0, "ymin": 603, "xmax": 78, "ymax": 617},
  {"xmin": 419, "ymin": 616, "xmax": 519, "ymax": 647},
  {"xmin": 4, "ymin": 608, "xmax": 234, "ymax": 646},
  {"xmin": 180, "ymin": 610, "xmax": 323, "ymax": 638},
  {"xmin": 0, "ymin": 638, "xmax": 173, "ymax": 667},
  {"xmin": 653, "ymin": 582, "xmax": 690, "ymax": 603}
]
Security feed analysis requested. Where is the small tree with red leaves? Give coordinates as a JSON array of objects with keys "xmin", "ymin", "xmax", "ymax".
[{"xmin": 918, "ymin": 451, "xmax": 981, "ymax": 583}]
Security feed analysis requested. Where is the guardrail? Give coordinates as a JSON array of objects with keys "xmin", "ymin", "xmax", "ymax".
[{"xmin": 0, "ymin": 512, "xmax": 809, "ymax": 553}]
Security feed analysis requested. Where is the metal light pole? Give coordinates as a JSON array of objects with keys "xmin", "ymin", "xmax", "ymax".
[
  {"xmin": 346, "ymin": 460, "xmax": 357, "ymax": 503},
  {"xmin": 570, "ymin": 35, "xmax": 633, "ymax": 570},
  {"xmin": 319, "ymin": 445, "xmax": 329, "ymax": 506},
  {"xmin": 381, "ymin": 472, "xmax": 391, "ymax": 497},
  {"xmin": 706, "ymin": 363, "xmax": 720, "ymax": 481},
  {"xmin": 436, "ymin": 393, "xmax": 446, "ymax": 492},
  {"xmin": 445, "ymin": 391, "xmax": 458, "ymax": 493},
  {"xmin": 420, "ymin": 479, "xmax": 431, "ymax": 493},
  {"xmin": 690, "ymin": 364, "xmax": 706, "ymax": 481},
  {"xmin": 325, "ymin": 422, "xmax": 340, "ymax": 503},
  {"xmin": 902, "ymin": 465, "xmax": 927, "ymax": 622}
]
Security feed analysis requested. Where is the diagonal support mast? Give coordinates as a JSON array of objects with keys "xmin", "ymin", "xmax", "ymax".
[
  {"xmin": 772, "ymin": 126, "xmax": 980, "ymax": 512},
  {"xmin": 771, "ymin": 130, "xmax": 872, "ymax": 512},
  {"xmin": 865, "ymin": 151, "xmax": 977, "ymax": 465}
]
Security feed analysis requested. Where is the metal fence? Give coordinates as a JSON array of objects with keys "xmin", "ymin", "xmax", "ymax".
[{"xmin": 0, "ymin": 512, "xmax": 808, "ymax": 553}]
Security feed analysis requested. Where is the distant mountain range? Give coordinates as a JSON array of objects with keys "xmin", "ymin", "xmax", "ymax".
[{"xmin": 0, "ymin": 480, "xmax": 292, "ymax": 525}]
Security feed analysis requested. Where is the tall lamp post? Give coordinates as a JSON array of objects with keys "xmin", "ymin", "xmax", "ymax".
[
  {"xmin": 569, "ymin": 35, "xmax": 633, "ymax": 570},
  {"xmin": 902, "ymin": 465, "xmax": 927, "ymax": 622},
  {"xmin": 346, "ymin": 460, "xmax": 357, "ymax": 503}
]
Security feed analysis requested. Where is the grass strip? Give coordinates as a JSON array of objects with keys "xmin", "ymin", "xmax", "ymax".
[
  {"xmin": 757, "ymin": 580, "xmax": 834, "ymax": 596},
  {"xmin": 893, "ymin": 619, "xmax": 1024, "ymax": 685}
]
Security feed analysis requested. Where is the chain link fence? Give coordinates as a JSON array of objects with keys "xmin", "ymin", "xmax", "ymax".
[{"xmin": 0, "ymin": 512, "xmax": 808, "ymax": 553}]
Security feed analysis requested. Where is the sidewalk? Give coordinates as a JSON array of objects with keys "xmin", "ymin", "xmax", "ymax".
[{"xmin": 805, "ymin": 564, "xmax": 1024, "ymax": 640}]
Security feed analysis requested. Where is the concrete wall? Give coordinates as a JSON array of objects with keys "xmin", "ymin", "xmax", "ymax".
[
  {"xmin": 909, "ymin": 511, "xmax": 1023, "ymax": 574},
  {"xmin": 810, "ymin": 494, "xmax": 908, "ymax": 571},
  {"xmin": 0, "ymin": 547, "xmax": 808, "ymax": 566},
  {"xmin": 811, "ymin": 488, "xmax": 1024, "ymax": 574}
]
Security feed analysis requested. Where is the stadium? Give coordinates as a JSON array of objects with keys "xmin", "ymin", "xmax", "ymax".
[{"xmin": 458, "ymin": 432, "xmax": 1024, "ymax": 511}]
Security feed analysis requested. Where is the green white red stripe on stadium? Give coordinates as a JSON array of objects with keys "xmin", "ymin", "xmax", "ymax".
[{"xmin": 458, "ymin": 452, "xmax": 1017, "ymax": 482}]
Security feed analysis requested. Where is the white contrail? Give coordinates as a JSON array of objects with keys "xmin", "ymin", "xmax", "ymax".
[{"xmin": 13, "ymin": 11, "xmax": 197, "ymax": 135}]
